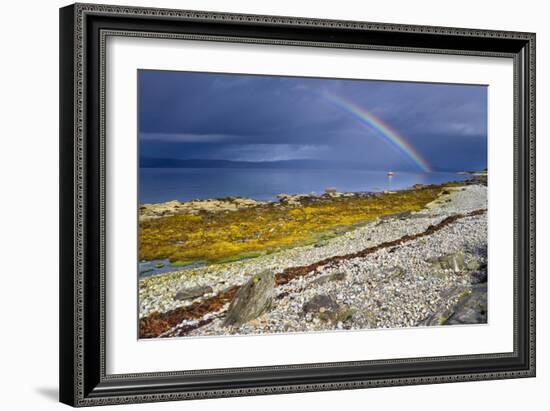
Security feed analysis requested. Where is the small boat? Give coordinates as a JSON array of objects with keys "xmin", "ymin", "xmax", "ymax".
[{"xmin": 387, "ymin": 171, "xmax": 394, "ymax": 177}]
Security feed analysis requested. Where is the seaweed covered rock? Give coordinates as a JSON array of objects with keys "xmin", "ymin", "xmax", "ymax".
[
  {"xmin": 430, "ymin": 251, "xmax": 466, "ymax": 272},
  {"xmin": 224, "ymin": 271, "xmax": 275, "ymax": 326}
]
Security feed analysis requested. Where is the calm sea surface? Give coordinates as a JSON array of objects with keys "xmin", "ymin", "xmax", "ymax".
[{"xmin": 139, "ymin": 168, "xmax": 469, "ymax": 204}]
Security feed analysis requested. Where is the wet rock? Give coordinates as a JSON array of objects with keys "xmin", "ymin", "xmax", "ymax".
[
  {"xmin": 174, "ymin": 285, "xmax": 213, "ymax": 301},
  {"xmin": 224, "ymin": 271, "xmax": 275, "ymax": 326},
  {"xmin": 418, "ymin": 286, "xmax": 468, "ymax": 326},
  {"xmin": 312, "ymin": 271, "xmax": 346, "ymax": 285},
  {"xmin": 446, "ymin": 284, "xmax": 487, "ymax": 324},
  {"xmin": 419, "ymin": 284, "xmax": 487, "ymax": 326}
]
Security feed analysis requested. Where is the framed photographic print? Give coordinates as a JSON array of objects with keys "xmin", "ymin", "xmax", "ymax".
[{"xmin": 59, "ymin": 3, "xmax": 536, "ymax": 407}]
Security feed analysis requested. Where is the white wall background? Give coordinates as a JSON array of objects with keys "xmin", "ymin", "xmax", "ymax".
[{"xmin": 0, "ymin": 0, "xmax": 545, "ymax": 409}]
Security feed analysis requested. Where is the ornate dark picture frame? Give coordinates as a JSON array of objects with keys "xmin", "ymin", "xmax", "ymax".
[{"xmin": 59, "ymin": 3, "xmax": 535, "ymax": 407}]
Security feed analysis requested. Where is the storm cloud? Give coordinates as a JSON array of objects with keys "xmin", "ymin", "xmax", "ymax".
[{"xmin": 139, "ymin": 70, "xmax": 488, "ymax": 172}]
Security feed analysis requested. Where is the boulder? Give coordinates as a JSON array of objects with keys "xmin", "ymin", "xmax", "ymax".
[
  {"xmin": 224, "ymin": 271, "xmax": 275, "ymax": 326},
  {"xmin": 418, "ymin": 286, "xmax": 467, "ymax": 326},
  {"xmin": 174, "ymin": 285, "xmax": 213, "ymax": 301},
  {"xmin": 446, "ymin": 284, "xmax": 487, "ymax": 325},
  {"xmin": 419, "ymin": 284, "xmax": 487, "ymax": 326}
]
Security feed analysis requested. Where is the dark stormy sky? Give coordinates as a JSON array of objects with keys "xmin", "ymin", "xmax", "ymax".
[{"xmin": 138, "ymin": 70, "xmax": 488, "ymax": 172}]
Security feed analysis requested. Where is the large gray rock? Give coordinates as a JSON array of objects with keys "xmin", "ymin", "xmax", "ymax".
[
  {"xmin": 419, "ymin": 284, "xmax": 487, "ymax": 326},
  {"xmin": 446, "ymin": 284, "xmax": 487, "ymax": 325},
  {"xmin": 174, "ymin": 285, "xmax": 213, "ymax": 301},
  {"xmin": 224, "ymin": 271, "xmax": 275, "ymax": 326}
]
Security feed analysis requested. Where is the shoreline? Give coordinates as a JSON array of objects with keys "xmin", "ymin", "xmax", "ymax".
[
  {"xmin": 138, "ymin": 171, "xmax": 487, "ymax": 215},
  {"xmin": 139, "ymin": 172, "xmax": 485, "ymax": 219},
  {"xmin": 139, "ymin": 182, "xmax": 488, "ymax": 338},
  {"xmin": 139, "ymin": 169, "xmax": 486, "ymax": 209},
  {"xmin": 139, "ymin": 174, "xmax": 485, "ymax": 277}
]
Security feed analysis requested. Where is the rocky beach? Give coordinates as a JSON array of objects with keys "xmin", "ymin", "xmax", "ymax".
[{"xmin": 139, "ymin": 177, "xmax": 488, "ymax": 339}]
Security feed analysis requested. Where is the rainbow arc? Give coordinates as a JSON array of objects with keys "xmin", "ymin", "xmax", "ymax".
[{"xmin": 321, "ymin": 91, "xmax": 432, "ymax": 172}]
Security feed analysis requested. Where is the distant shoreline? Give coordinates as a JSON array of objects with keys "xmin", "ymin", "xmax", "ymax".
[
  {"xmin": 139, "ymin": 181, "xmax": 437, "ymax": 220},
  {"xmin": 139, "ymin": 171, "xmax": 486, "ymax": 209},
  {"xmin": 140, "ymin": 157, "xmax": 486, "ymax": 173},
  {"xmin": 139, "ymin": 167, "xmax": 486, "ymax": 206}
]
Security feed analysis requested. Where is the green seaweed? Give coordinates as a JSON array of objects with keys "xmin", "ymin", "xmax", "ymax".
[{"xmin": 171, "ymin": 260, "xmax": 201, "ymax": 267}]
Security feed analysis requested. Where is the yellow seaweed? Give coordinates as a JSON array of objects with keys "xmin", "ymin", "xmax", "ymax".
[{"xmin": 139, "ymin": 185, "xmax": 452, "ymax": 265}]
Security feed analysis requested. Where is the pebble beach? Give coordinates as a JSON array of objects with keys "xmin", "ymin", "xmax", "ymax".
[{"xmin": 139, "ymin": 182, "xmax": 488, "ymax": 339}]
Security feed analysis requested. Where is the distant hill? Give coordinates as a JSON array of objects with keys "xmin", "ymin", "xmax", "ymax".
[
  {"xmin": 140, "ymin": 158, "xmax": 368, "ymax": 169},
  {"xmin": 139, "ymin": 157, "xmax": 482, "ymax": 173}
]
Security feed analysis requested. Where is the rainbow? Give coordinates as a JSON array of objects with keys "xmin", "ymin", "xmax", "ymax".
[{"xmin": 321, "ymin": 91, "xmax": 432, "ymax": 172}]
